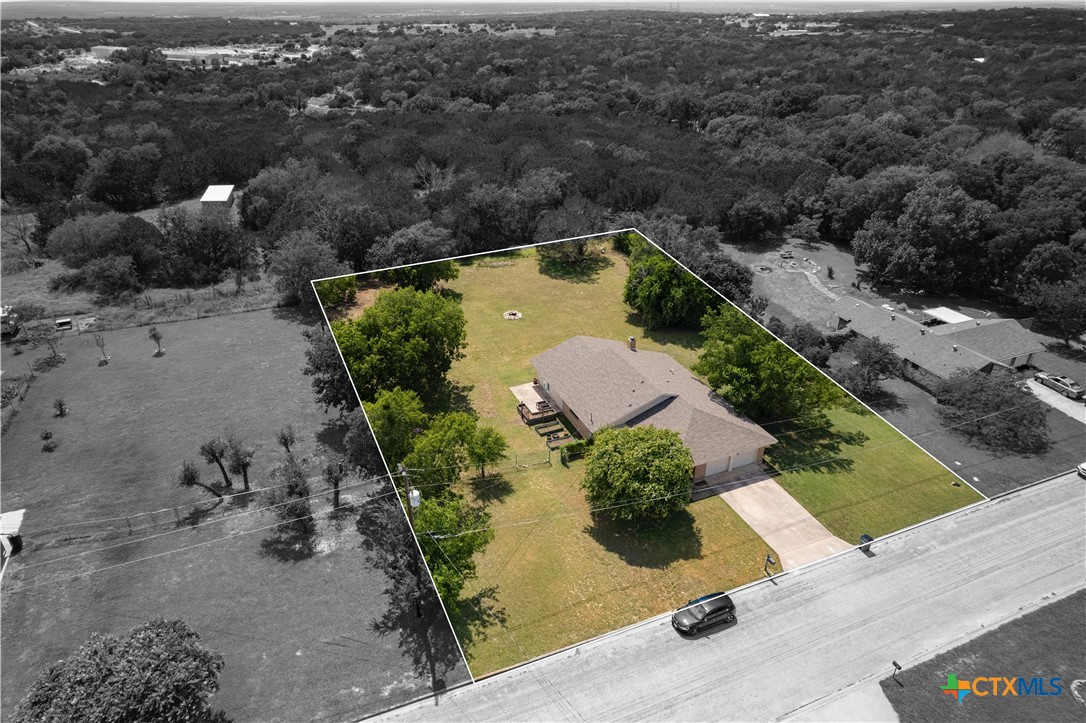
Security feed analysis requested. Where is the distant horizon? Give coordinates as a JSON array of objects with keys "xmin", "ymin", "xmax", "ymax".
[
  {"xmin": 2, "ymin": 0, "xmax": 1079, "ymax": 23},
  {"xmin": 2, "ymin": 0, "xmax": 1079, "ymax": 10}
]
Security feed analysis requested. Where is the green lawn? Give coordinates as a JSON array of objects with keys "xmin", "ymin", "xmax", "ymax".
[
  {"xmin": 0, "ymin": 309, "xmax": 466, "ymax": 721},
  {"xmin": 452, "ymin": 461, "xmax": 771, "ymax": 675},
  {"xmin": 350, "ymin": 244, "xmax": 983, "ymax": 677},
  {"xmin": 767, "ymin": 407, "xmax": 983, "ymax": 544},
  {"xmin": 431, "ymin": 248, "xmax": 770, "ymax": 674}
]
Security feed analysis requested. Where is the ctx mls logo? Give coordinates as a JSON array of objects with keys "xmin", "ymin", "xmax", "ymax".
[{"xmin": 941, "ymin": 674, "xmax": 1064, "ymax": 703}]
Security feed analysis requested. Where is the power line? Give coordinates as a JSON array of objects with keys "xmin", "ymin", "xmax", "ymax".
[
  {"xmin": 4, "ymin": 490, "xmax": 403, "ymax": 594},
  {"xmin": 16, "ymin": 472, "xmax": 391, "ymax": 571},
  {"xmin": 18, "ymin": 457, "xmax": 499, "ymax": 571},
  {"xmin": 24, "ymin": 467, "xmax": 392, "ymax": 536},
  {"xmin": 419, "ymin": 387, "xmax": 1069, "ymax": 541},
  {"xmin": 10, "ymin": 372, "xmax": 1071, "ymax": 599}
]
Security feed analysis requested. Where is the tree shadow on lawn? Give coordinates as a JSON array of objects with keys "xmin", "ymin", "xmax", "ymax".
[
  {"xmin": 469, "ymin": 473, "xmax": 514, "ymax": 504},
  {"xmin": 370, "ymin": 587, "xmax": 471, "ymax": 694},
  {"xmin": 259, "ymin": 521, "xmax": 317, "ymax": 563},
  {"xmin": 179, "ymin": 498, "xmax": 224, "ymax": 527},
  {"xmin": 768, "ymin": 414, "xmax": 868, "ymax": 475},
  {"xmin": 863, "ymin": 388, "xmax": 909, "ymax": 415},
  {"xmin": 432, "ymin": 381, "xmax": 476, "ymax": 415},
  {"xmin": 623, "ymin": 312, "xmax": 704, "ymax": 351},
  {"xmin": 586, "ymin": 510, "xmax": 703, "ymax": 569},
  {"xmin": 728, "ymin": 236, "xmax": 795, "ymax": 257},
  {"xmin": 438, "ymin": 287, "xmax": 464, "ymax": 303},
  {"xmin": 450, "ymin": 584, "xmax": 507, "ymax": 654},
  {"xmin": 792, "ymin": 237, "xmax": 827, "ymax": 253},
  {"xmin": 316, "ymin": 417, "xmax": 351, "ymax": 457},
  {"xmin": 1040, "ymin": 339, "xmax": 1084, "ymax": 358},
  {"xmin": 537, "ymin": 253, "xmax": 612, "ymax": 284}
]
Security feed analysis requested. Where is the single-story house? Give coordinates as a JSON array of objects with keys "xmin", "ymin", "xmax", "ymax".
[
  {"xmin": 834, "ymin": 296, "xmax": 1043, "ymax": 391},
  {"xmin": 531, "ymin": 336, "xmax": 777, "ymax": 483},
  {"xmin": 926, "ymin": 318, "xmax": 1043, "ymax": 369}
]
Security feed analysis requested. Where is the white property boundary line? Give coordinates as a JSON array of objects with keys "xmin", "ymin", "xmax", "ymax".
[
  {"xmin": 309, "ymin": 228, "xmax": 639, "ymax": 688},
  {"xmin": 316, "ymin": 227, "xmax": 1003, "ymax": 704},
  {"xmin": 631, "ymin": 228, "xmax": 990, "ymax": 503},
  {"xmin": 308, "ymin": 228, "xmax": 637, "ymax": 286},
  {"xmin": 360, "ymin": 469, "xmax": 1076, "ymax": 722}
]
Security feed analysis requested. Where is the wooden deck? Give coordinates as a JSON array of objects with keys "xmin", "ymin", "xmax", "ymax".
[{"xmin": 511, "ymin": 382, "xmax": 558, "ymax": 425}]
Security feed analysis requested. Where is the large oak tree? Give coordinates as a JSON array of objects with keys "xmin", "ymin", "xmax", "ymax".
[{"xmin": 332, "ymin": 288, "xmax": 466, "ymax": 405}]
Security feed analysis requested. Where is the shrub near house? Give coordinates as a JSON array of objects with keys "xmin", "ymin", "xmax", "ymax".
[{"xmin": 583, "ymin": 427, "xmax": 693, "ymax": 520}]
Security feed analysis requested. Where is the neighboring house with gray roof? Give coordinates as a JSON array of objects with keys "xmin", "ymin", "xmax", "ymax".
[
  {"xmin": 834, "ymin": 296, "xmax": 1042, "ymax": 392},
  {"xmin": 531, "ymin": 336, "xmax": 777, "ymax": 483}
]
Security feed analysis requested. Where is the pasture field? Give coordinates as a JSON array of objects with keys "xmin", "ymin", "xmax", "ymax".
[{"xmin": 0, "ymin": 308, "xmax": 467, "ymax": 721}]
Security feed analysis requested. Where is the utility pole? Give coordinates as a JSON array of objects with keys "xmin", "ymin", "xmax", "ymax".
[{"xmin": 398, "ymin": 463, "xmax": 424, "ymax": 617}]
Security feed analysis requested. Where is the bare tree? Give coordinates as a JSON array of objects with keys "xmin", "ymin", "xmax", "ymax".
[
  {"xmin": 27, "ymin": 322, "xmax": 63, "ymax": 359},
  {"xmin": 324, "ymin": 460, "xmax": 344, "ymax": 508},
  {"xmin": 199, "ymin": 437, "xmax": 233, "ymax": 488},
  {"xmin": 177, "ymin": 459, "xmax": 223, "ymax": 499},
  {"xmin": 93, "ymin": 332, "xmax": 110, "ymax": 365},
  {"xmin": 4, "ymin": 213, "xmax": 36, "ymax": 255},
  {"xmin": 148, "ymin": 326, "xmax": 164, "ymax": 357},
  {"xmin": 277, "ymin": 425, "xmax": 296, "ymax": 456},
  {"xmin": 226, "ymin": 435, "xmax": 254, "ymax": 492}
]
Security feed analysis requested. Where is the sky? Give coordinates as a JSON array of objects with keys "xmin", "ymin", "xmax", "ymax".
[{"xmin": 2, "ymin": 0, "xmax": 1078, "ymax": 5}]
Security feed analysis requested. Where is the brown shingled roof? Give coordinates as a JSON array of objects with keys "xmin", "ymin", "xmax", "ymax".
[{"xmin": 531, "ymin": 337, "xmax": 777, "ymax": 465}]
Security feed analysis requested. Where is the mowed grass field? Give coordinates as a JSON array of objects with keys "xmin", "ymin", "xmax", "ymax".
[
  {"xmin": 766, "ymin": 407, "xmax": 983, "ymax": 544},
  {"xmin": 432, "ymin": 245, "xmax": 981, "ymax": 676},
  {"xmin": 0, "ymin": 309, "xmax": 466, "ymax": 721}
]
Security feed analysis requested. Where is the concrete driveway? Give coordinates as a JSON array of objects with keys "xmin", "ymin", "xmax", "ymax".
[
  {"xmin": 1026, "ymin": 380, "xmax": 1085, "ymax": 425},
  {"xmin": 715, "ymin": 473, "xmax": 854, "ymax": 569}
]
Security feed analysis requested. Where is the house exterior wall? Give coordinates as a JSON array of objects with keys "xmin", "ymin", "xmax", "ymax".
[
  {"xmin": 561, "ymin": 402, "xmax": 592, "ymax": 439},
  {"xmin": 537, "ymin": 377, "xmax": 564, "ymax": 411},
  {"xmin": 902, "ymin": 359, "xmax": 947, "ymax": 393},
  {"xmin": 201, "ymin": 196, "xmax": 235, "ymax": 212},
  {"xmin": 1001, "ymin": 353, "xmax": 1033, "ymax": 368}
]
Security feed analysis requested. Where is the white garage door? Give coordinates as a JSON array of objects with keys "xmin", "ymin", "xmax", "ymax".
[
  {"xmin": 706, "ymin": 450, "xmax": 758, "ymax": 477},
  {"xmin": 732, "ymin": 449, "xmax": 757, "ymax": 469},
  {"xmin": 705, "ymin": 458, "xmax": 730, "ymax": 477}
]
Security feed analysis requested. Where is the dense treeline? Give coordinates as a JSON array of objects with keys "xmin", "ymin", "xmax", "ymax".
[{"xmin": 1, "ymin": 8, "xmax": 1083, "ymax": 321}]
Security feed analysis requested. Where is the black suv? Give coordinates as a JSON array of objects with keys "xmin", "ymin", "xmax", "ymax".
[{"xmin": 671, "ymin": 593, "xmax": 735, "ymax": 635}]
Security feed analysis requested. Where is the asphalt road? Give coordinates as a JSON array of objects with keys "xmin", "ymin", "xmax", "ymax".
[{"xmin": 373, "ymin": 472, "xmax": 1086, "ymax": 722}]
